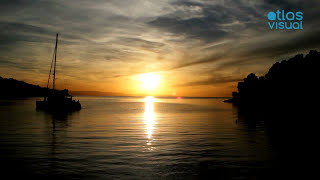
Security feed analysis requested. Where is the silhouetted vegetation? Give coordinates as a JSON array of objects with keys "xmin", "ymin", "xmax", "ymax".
[
  {"xmin": 226, "ymin": 50, "xmax": 319, "ymax": 109},
  {"xmin": 226, "ymin": 49, "xmax": 320, "ymax": 150},
  {"xmin": 0, "ymin": 77, "xmax": 69, "ymax": 98}
]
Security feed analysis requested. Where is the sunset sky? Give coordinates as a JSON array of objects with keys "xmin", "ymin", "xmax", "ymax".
[{"xmin": 1, "ymin": 0, "xmax": 320, "ymax": 97}]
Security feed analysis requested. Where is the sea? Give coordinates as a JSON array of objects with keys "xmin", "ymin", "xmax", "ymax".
[{"xmin": 0, "ymin": 96, "xmax": 283, "ymax": 179}]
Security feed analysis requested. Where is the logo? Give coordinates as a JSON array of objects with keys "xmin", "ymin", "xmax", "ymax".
[{"xmin": 267, "ymin": 10, "xmax": 303, "ymax": 30}]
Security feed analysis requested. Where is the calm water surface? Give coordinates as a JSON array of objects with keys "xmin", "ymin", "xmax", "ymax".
[{"xmin": 0, "ymin": 96, "xmax": 277, "ymax": 179}]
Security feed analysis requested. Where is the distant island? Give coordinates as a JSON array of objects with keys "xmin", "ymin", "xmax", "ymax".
[{"xmin": 224, "ymin": 50, "xmax": 319, "ymax": 110}]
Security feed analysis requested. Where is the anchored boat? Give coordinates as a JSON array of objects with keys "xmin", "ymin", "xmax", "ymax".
[{"xmin": 36, "ymin": 33, "xmax": 81, "ymax": 112}]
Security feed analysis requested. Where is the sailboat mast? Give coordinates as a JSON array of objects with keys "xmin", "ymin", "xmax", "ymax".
[{"xmin": 53, "ymin": 33, "xmax": 58, "ymax": 91}]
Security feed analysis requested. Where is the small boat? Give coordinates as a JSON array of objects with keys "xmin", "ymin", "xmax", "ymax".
[{"xmin": 36, "ymin": 33, "xmax": 81, "ymax": 112}]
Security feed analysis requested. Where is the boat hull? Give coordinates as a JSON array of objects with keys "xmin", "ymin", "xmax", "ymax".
[{"xmin": 36, "ymin": 100, "xmax": 81, "ymax": 112}]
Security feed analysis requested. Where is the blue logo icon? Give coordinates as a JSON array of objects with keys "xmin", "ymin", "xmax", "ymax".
[
  {"xmin": 267, "ymin": 12, "xmax": 276, "ymax": 20},
  {"xmin": 267, "ymin": 10, "xmax": 303, "ymax": 30}
]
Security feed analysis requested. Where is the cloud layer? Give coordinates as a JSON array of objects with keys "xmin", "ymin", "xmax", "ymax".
[{"xmin": 0, "ymin": 0, "xmax": 319, "ymax": 96}]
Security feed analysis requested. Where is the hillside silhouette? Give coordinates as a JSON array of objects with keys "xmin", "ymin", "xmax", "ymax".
[
  {"xmin": 226, "ymin": 50, "xmax": 319, "ymax": 109},
  {"xmin": 0, "ymin": 77, "xmax": 132, "ymax": 98},
  {"xmin": 0, "ymin": 77, "xmax": 69, "ymax": 98},
  {"xmin": 225, "ymin": 49, "xmax": 320, "ymax": 148}
]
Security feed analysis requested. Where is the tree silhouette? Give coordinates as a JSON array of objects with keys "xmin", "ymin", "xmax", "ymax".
[{"xmin": 227, "ymin": 50, "xmax": 320, "ymax": 109}]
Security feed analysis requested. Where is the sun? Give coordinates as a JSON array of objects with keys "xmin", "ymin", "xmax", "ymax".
[{"xmin": 138, "ymin": 73, "xmax": 160, "ymax": 90}]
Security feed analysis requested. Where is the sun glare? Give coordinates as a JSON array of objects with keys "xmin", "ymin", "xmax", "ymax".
[
  {"xmin": 139, "ymin": 73, "xmax": 160, "ymax": 90},
  {"xmin": 144, "ymin": 96, "xmax": 156, "ymax": 139}
]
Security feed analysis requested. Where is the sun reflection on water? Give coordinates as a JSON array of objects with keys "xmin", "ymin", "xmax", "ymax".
[{"xmin": 144, "ymin": 96, "xmax": 156, "ymax": 140}]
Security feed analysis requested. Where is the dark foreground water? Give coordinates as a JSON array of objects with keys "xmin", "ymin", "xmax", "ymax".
[{"xmin": 0, "ymin": 96, "xmax": 280, "ymax": 179}]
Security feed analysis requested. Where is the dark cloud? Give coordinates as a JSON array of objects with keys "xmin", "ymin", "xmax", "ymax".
[
  {"xmin": 115, "ymin": 37, "xmax": 165, "ymax": 52},
  {"xmin": 149, "ymin": 16, "xmax": 229, "ymax": 42},
  {"xmin": 214, "ymin": 28, "xmax": 320, "ymax": 71},
  {"xmin": 168, "ymin": 53, "xmax": 225, "ymax": 70},
  {"xmin": 262, "ymin": 0, "xmax": 304, "ymax": 11},
  {"xmin": 148, "ymin": 0, "xmax": 319, "ymax": 44},
  {"xmin": 0, "ymin": 22, "xmax": 83, "ymax": 45},
  {"xmin": 148, "ymin": 0, "xmax": 266, "ymax": 42},
  {"xmin": 148, "ymin": 2, "xmax": 235, "ymax": 42}
]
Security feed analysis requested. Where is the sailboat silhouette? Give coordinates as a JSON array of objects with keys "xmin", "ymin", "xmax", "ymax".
[{"xmin": 36, "ymin": 33, "xmax": 81, "ymax": 112}]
